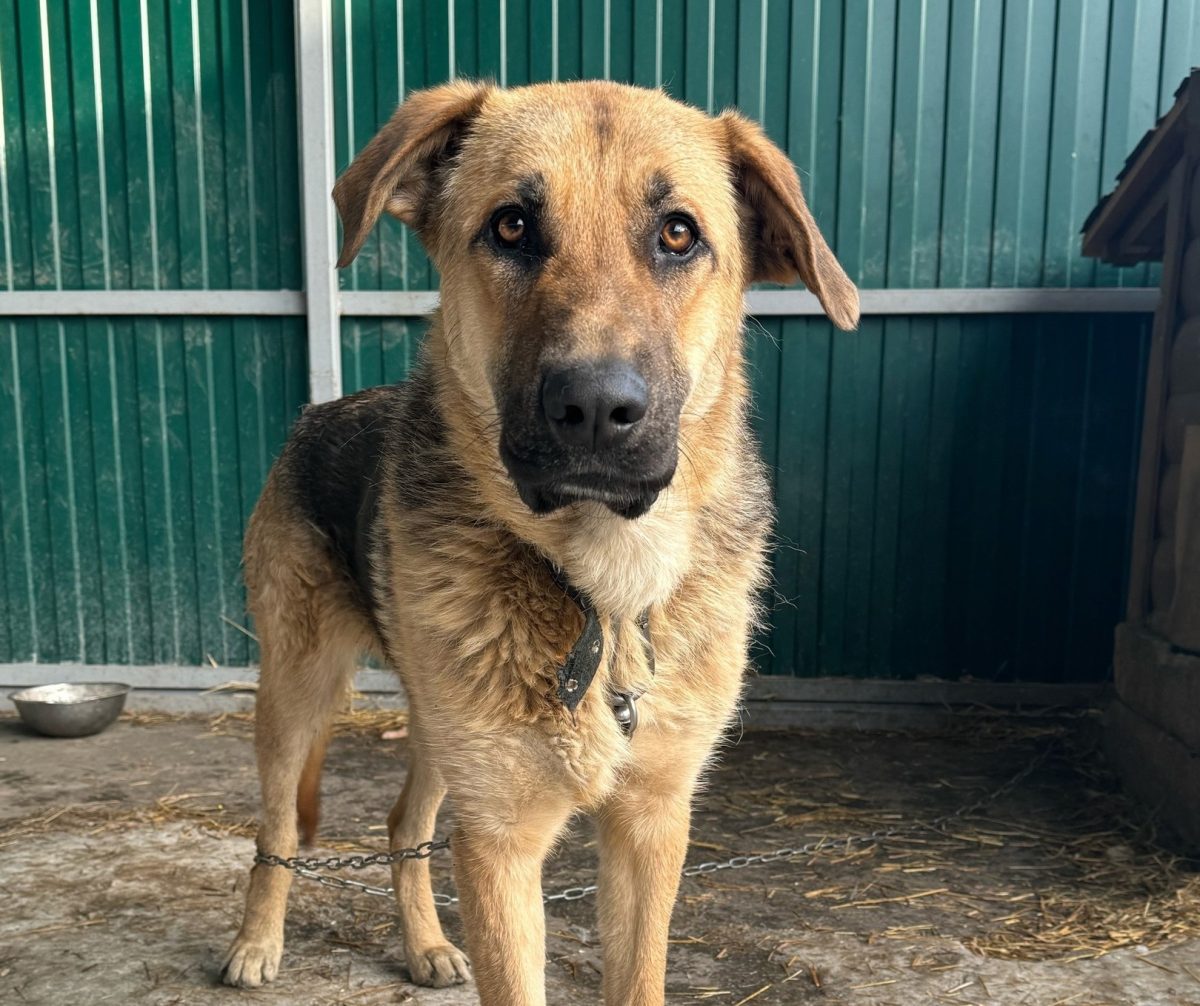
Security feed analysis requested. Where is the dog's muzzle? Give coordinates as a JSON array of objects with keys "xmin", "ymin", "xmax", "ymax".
[{"xmin": 500, "ymin": 358, "xmax": 679, "ymax": 519}]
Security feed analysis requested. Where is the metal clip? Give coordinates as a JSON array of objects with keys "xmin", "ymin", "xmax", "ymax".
[{"xmin": 611, "ymin": 691, "xmax": 639, "ymax": 737}]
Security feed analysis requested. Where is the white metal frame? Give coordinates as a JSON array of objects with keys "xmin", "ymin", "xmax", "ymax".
[
  {"xmin": 0, "ymin": 290, "xmax": 307, "ymax": 315},
  {"xmin": 0, "ymin": 287, "xmax": 1159, "ymax": 319}
]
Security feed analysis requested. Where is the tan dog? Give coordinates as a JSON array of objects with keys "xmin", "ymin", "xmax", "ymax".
[{"xmin": 221, "ymin": 80, "xmax": 857, "ymax": 1005}]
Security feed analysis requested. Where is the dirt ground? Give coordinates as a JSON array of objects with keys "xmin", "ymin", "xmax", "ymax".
[{"xmin": 2, "ymin": 707, "xmax": 1199, "ymax": 1006}]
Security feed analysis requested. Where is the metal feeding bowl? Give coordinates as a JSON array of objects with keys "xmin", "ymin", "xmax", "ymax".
[{"xmin": 9, "ymin": 682, "xmax": 132, "ymax": 738}]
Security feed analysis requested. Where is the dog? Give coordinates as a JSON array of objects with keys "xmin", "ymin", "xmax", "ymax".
[{"xmin": 221, "ymin": 79, "xmax": 858, "ymax": 1005}]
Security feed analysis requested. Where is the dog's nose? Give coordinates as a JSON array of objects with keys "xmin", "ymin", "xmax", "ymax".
[{"xmin": 541, "ymin": 361, "xmax": 648, "ymax": 450}]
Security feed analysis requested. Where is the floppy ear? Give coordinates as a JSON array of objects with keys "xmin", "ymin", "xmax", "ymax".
[
  {"xmin": 332, "ymin": 80, "xmax": 492, "ymax": 268},
  {"xmin": 721, "ymin": 112, "xmax": 859, "ymax": 331}
]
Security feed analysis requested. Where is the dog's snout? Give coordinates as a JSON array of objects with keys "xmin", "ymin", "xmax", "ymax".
[{"xmin": 541, "ymin": 360, "xmax": 649, "ymax": 451}]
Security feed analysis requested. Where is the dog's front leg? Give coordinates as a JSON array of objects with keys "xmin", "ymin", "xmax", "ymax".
[
  {"xmin": 451, "ymin": 804, "xmax": 572, "ymax": 1006},
  {"xmin": 595, "ymin": 755, "xmax": 697, "ymax": 1006},
  {"xmin": 387, "ymin": 743, "xmax": 471, "ymax": 987}
]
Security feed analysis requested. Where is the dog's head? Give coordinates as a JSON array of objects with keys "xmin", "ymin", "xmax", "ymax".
[{"xmin": 335, "ymin": 81, "xmax": 857, "ymax": 519}]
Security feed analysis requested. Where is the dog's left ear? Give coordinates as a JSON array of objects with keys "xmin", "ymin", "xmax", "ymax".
[
  {"xmin": 721, "ymin": 112, "xmax": 859, "ymax": 331},
  {"xmin": 333, "ymin": 80, "xmax": 492, "ymax": 268}
]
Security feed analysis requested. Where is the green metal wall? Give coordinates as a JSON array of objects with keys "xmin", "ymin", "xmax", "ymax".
[
  {"xmin": 1, "ymin": 0, "xmax": 1193, "ymax": 680},
  {"xmin": 747, "ymin": 313, "xmax": 1149, "ymax": 681}
]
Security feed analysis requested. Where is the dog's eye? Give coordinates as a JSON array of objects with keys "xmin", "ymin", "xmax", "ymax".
[
  {"xmin": 493, "ymin": 209, "xmax": 527, "ymax": 248},
  {"xmin": 659, "ymin": 217, "xmax": 696, "ymax": 256}
]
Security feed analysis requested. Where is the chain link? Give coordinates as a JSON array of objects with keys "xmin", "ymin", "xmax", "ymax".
[{"xmin": 256, "ymin": 743, "xmax": 1052, "ymax": 905}]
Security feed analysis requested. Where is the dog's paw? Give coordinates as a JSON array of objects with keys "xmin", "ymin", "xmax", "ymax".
[
  {"xmin": 405, "ymin": 942, "xmax": 472, "ymax": 987},
  {"xmin": 221, "ymin": 934, "xmax": 283, "ymax": 988}
]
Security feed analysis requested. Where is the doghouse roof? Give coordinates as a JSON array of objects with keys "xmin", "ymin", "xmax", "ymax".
[{"xmin": 1082, "ymin": 69, "xmax": 1199, "ymax": 265}]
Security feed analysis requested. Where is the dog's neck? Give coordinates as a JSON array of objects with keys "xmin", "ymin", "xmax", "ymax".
[{"xmin": 426, "ymin": 325, "xmax": 749, "ymax": 620}]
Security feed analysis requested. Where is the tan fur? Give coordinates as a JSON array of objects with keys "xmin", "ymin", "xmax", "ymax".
[
  {"xmin": 222, "ymin": 80, "xmax": 857, "ymax": 1004},
  {"xmin": 295, "ymin": 725, "xmax": 329, "ymax": 846}
]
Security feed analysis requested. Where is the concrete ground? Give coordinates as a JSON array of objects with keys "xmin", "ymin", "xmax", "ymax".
[{"xmin": 1, "ymin": 709, "xmax": 1198, "ymax": 1005}]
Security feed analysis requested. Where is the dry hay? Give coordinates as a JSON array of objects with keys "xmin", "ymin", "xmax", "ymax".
[
  {"xmin": 959, "ymin": 724, "xmax": 1200, "ymax": 961},
  {"xmin": 957, "ymin": 811, "xmax": 1200, "ymax": 961},
  {"xmin": 0, "ymin": 785, "xmax": 400, "ymax": 859},
  {"xmin": 0, "ymin": 791, "xmax": 259, "ymax": 848},
  {"xmin": 8, "ymin": 711, "xmax": 1200, "ymax": 969},
  {"xmin": 696, "ymin": 724, "xmax": 1200, "ymax": 965},
  {"xmin": 5, "ymin": 694, "xmax": 406, "ymax": 855},
  {"xmin": 122, "ymin": 691, "xmax": 408, "ymax": 738},
  {"xmin": 819, "ymin": 809, "xmax": 1200, "ymax": 963}
]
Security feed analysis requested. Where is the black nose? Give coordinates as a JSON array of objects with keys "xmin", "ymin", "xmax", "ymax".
[{"xmin": 541, "ymin": 360, "xmax": 649, "ymax": 450}]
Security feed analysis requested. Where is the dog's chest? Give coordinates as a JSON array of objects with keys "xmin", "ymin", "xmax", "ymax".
[
  {"xmin": 381, "ymin": 482, "xmax": 761, "ymax": 807},
  {"xmin": 386, "ymin": 524, "xmax": 665, "ymax": 796}
]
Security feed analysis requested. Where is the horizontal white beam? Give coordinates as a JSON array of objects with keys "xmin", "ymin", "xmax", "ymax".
[
  {"xmin": 0, "ymin": 287, "xmax": 1160, "ymax": 318},
  {"xmin": 340, "ymin": 291, "xmax": 442, "ymax": 315},
  {"xmin": 0, "ymin": 290, "xmax": 306, "ymax": 316},
  {"xmin": 2, "ymin": 662, "xmax": 399, "ymax": 694},
  {"xmin": 748, "ymin": 287, "xmax": 1160, "ymax": 315}
]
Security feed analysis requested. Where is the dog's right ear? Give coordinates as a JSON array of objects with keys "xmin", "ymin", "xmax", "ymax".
[
  {"xmin": 720, "ymin": 111, "xmax": 859, "ymax": 331},
  {"xmin": 333, "ymin": 80, "xmax": 491, "ymax": 268}
]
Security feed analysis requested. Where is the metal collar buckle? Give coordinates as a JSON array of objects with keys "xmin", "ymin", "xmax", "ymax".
[{"xmin": 611, "ymin": 690, "xmax": 639, "ymax": 736}]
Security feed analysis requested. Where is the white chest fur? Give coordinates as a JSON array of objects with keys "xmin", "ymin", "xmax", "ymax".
[{"xmin": 559, "ymin": 488, "xmax": 693, "ymax": 619}]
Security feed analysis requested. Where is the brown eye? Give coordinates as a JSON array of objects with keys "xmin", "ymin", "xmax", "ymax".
[
  {"xmin": 659, "ymin": 217, "xmax": 696, "ymax": 255},
  {"xmin": 494, "ymin": 209, "xmax": 526, "ymax": 247}
]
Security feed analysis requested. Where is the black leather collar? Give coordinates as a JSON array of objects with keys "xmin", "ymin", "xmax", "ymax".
[{"xmin": 543, "ymin": 560, "xmax": 654, "ymax": 730}]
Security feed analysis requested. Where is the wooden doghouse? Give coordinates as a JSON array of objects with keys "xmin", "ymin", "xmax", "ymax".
[{"xmin": 1083, "ymin": 69, "xmax": 1200, "ymax": 848}]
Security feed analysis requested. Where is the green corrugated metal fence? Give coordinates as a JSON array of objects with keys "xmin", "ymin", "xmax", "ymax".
[
  {"xmin": 2, "ymin": 0, "xmax": 1194, "ymax": 680},
  {"xmin": 0, "ymin": 0, "xmax": 304, "ymax": 667}
]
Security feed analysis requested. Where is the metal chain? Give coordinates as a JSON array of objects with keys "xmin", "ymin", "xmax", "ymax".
[
  {"xmin": 257, "ymin": 742, "xmax": 1053, "ymax": 906},
  {"xmin": 677, "ymin": 741, "xmax": 1051, "ymax": 882},
  {"xmin": 254, "ymin": 839, "xmax": 449, "ymax": 873}
]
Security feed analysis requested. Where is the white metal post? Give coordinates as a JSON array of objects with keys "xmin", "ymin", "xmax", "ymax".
[{"xmin": 295, "ymin": 0, "xmax": 342, "ymax": 403}]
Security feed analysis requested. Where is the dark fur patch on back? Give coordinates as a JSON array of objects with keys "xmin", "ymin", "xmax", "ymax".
[
  {"xmin": 386, "ymin": 367, "xmax": 463, "ymax": 513},
  {"xmin": 283, "ymin": 386, "xmax": 395, "ymax": 604}
]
